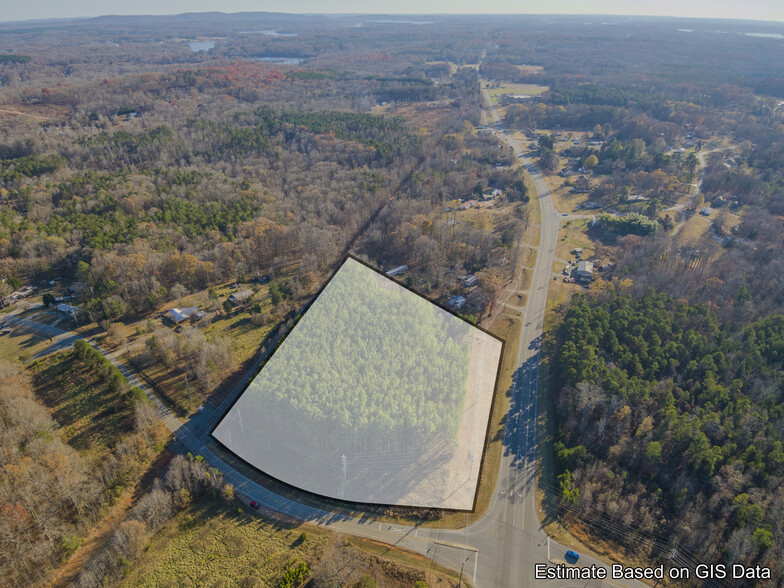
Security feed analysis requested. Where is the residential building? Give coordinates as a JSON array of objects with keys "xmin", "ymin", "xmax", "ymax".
[
  {"xmin": 228, "ymin": 290, "xmax": 254, "ymax": 304},
  {"xmin": 166, "ymin": 306, "xmax": 205, "ymax": 324},
  {"xmin": 448, "ymin": 295, "xmax": 466, "ymax": 309},
  {"xmin": 576, "ymin": 261, "xmax": 594, "ymax": 282}
]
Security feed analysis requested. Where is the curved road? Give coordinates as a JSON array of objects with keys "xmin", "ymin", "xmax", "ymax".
[{"xmin": 8, "ymin": 95, "xmax": 646, "ymax": 586}]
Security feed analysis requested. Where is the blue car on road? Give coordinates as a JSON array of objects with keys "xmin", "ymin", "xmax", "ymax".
[{"xmin": 565, "ymin": 550, "xmax": 580, "ymax": 561}]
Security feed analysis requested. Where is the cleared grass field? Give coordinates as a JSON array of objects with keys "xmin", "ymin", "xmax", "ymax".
[
  {"xmin": 548, "ymin": 182, "xmax": 592, "ymax": 215},
  {"xmin": 120, "ymin": 499, "xmax": 328, "ymax": 588},
  {"xmin": 120, "ymin": 498, "xmax": 464, "ymax": 587},
  {"xmin": 0, "ymin": 323, "xmax": 52, "ymax": 364},
  {"xmin": 556, "ymin": 219, "xmax": 595, "ymax": 262},
  {"xmin": 485, "ymin": 83, "xmax": 549, "ymax": 105},
  {"xmin": 677, "ymin": 214, "xmax": 712, "ymax": 245},
  {"xmin": 205, "ymin": 309, "xmax": 273, "ymax": 366}
]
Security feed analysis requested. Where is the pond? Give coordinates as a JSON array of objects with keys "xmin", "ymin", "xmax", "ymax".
[
  {"xmin": 239, "ymin": 29, "xmax": 298, "ymax": 36},
  {"xmin": 188, "ymin": 40, "xmax": 215, "ymax": 52},
  {"xmin": 251, "ymin": 56, "xmax": 303, "ymax": 65}
]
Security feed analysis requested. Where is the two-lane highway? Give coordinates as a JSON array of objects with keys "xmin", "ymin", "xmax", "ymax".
[{"xmin": 9, "ymin": 90, "xmax": 650, "ymax": 586}]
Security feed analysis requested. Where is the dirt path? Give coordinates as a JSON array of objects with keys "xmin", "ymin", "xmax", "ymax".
[
  {"xmin": 0, "ymin": 107, "xmax": 49, "ymax": 121},
  {"xmin": 45, "ymin": 491, "xmax": 134, "ymax": 588}
]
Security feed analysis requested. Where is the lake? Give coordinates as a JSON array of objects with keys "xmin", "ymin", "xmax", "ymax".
[
  {"xmin": 188, "ymin": 40, "xmax": 215, "ymax": 52},
  {"xmin": 239, "ymin": 29, "xmax": 298, "ymax": 37},
  {"xmin": 252, "ymin": 56, "xmax": 303, "ymax": 65}
]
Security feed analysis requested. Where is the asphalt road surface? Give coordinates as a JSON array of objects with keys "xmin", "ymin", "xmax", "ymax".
[{"xmin": 9, "ymin": 96, "xmax": 650, "ymax": 586}]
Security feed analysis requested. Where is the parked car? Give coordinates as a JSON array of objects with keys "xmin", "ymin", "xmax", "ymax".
[
  {"xmin": 566, "ymin": 549, "xmax": 580, "ymax": 561},
  {"xmin": 249, "ymin": 501, "xmax": 260, "ymax": 509},
  {"xmin": 1, "ymin": 327, "xmax": 11, "ymax": 335}
]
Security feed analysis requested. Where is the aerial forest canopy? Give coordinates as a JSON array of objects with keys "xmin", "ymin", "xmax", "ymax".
[
  {"xmin": 234, "ymin": 258, "xmax": 472, "ymax": 455},
  {"xmin": 552, "ymin": 290, "xmax": 784, "ymax": 578}
]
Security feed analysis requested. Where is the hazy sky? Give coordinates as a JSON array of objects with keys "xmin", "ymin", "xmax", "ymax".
[{"xmin": 3, "ymin": 0, "xmax": 784, "ymax": 24}]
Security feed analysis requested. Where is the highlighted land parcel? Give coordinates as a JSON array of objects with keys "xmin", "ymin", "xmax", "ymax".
[{"xmin": 213, "ymin": 257, "xmax": 502, "ymax": 510}]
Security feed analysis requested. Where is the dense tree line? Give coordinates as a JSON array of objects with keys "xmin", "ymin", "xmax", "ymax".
[
  {"xmin": 551, "ymin": 290, "xmax": 783, "ymax": 582},
  {"xmin": 0, "ymin": 359, "xmax": 165, "ymax": 587}
]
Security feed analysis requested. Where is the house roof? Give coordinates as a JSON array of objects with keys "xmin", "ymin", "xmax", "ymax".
[
  {"xmin": 229, "ymin": 290, "xmax": 254, "ymax": 302},
  {"xmin": 577, "ymin": 261, "xmax": 594, "ymax": 273},
  {"xmin": 167, "ymin": 306, "xmax": 204, "ymax": 323}
]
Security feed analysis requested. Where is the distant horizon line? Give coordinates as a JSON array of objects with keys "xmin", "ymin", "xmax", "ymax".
[{"xmin": 1, "ymin": 11, "xmax": 783, "ymax": 26}]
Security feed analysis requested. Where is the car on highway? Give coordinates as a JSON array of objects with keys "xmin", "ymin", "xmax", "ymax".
[
  {"xmin": 249, "ymin": 501, "xmax": 260, "ymax": 509},
  {"xmin": 565, "ymin": 550, "xmax": 580, "ymax": 561}
]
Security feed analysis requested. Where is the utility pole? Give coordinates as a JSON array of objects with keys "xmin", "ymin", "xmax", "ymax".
[
  {"xmin": 656, "ymin": 538, "xmax": 679, "ymax": 588},
  {"xmin": 458, "ymin": 555, "xmax": 470, "ymax": 587},
  {"xmin": 669, "ymin": 538, "xmax": 680, "ymax": 562},
  {"xmin": 547, "ymin": 536, "xmax": 551, "ymax": 561},
  {"xmin": 338, "ymin": 454, "xmax": 347, "ymax": 498}
]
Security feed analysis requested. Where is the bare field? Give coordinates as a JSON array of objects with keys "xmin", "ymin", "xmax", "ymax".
[{"xmin": 485, "ymin": 83, "xmax": 549, "ymax": 104}]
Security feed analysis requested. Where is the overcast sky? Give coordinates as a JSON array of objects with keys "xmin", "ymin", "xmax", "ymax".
[{"xmin": 3, "ymin": 0, "xmax": 784, "ymax": 24}]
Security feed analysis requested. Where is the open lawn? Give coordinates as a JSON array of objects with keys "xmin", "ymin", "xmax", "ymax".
[
  {"xmin": 548, "ymin": 182, "xmax": 593, "ymax": 215},
  {"xmin": 114, "ymin": 281, "xmax": 277, "ymax": 414},
  {"xmin": 0, "ymin": 323, "xmax": 52, "ymax": 364},
  {"xmin": 131, "ymin": 357, "xmax": 196, "ymax": 415},
  {"xmin": 676, "ymin": 214, "xmax": 712, "ymax": 246},
  {"xmin": 31, "ymin": 350, "xmax": 135, "ymax": 460},
  {"xmin": 485, "ymin": 83, "xmax": 549, "ymax": 105},
  {"xmin": 556, "ymin": 219, "xmax": 595, "ymax": 263}
]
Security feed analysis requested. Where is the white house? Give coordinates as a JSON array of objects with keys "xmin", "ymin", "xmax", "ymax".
[
  {"xmin": 167, "ymin": 306, "xmax": 205, "ymax": 324},
  {"xmin": 56, "ymin": 303, "xmax": 80, "ymax": 315}
]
